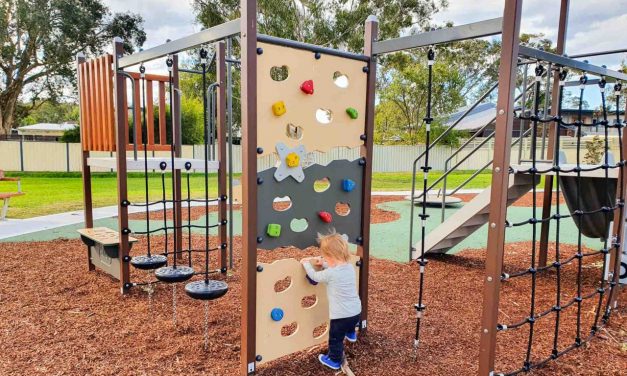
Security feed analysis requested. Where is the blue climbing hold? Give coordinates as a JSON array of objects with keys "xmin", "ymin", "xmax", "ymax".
[
  {"xmin": 342, "ymin": 179, "xmax": 356, "ymax": 192},
  {"xmin": 270, "ymin": 308, "xmax": 284, "ymax": 322}
]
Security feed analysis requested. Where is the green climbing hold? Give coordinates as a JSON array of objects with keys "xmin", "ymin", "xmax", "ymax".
[
  {"xmin": 267, "ymin": 223, "xmax": 282, "ymax": 238},
  {"xmin": 346, "ymin": 107, "xmax": 358, "ymax": 119}
]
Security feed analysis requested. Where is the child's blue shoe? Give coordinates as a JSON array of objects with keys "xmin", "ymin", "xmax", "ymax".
[
  {"xmin": 318, "ymin": 354, "xmax": 341, "ymax": 370},
  {"xmin": 345, "ymin": 331, "xmax": 357, "ymax": 343}
]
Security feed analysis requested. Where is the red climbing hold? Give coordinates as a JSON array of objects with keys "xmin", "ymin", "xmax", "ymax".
[
  {"xmin": 300, "ymin": 80, "xmax": 314, "ymax": 95},
  {"xmin": 318, "ymin": 211, "xmax": 332, "ymax": 223}
]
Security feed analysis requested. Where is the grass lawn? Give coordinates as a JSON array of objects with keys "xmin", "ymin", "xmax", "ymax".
[{"xmin": 0, "ymin": 170, "xmax": 497, "ymax": 219}]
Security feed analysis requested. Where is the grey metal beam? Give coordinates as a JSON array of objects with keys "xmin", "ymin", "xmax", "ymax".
[
  {"xmin": 257, "ymin": 34, "xmax": 369, "ymax": 62},
  {"xmin": 519, "ymin": 45, "xmax": 627, "ymax": 81},
  {"xmin": 372, "ymin": 17, "xmax": 503, "ymax": 55},
  {"xmin": 569, "ymin": 48, "xmax": 627, "ymax": 59},
  {"xmin": 118, "ymin": 19, "xmax": 240, "ymax": 68}
]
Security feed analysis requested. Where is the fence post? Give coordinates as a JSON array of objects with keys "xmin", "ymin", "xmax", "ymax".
[
  {"xmin": 19, "ymin": 137, "xmax": 24, "ymax": 172},
  {"xmin": 66, "ymin": 142, "xmax": 70, "ymax": 172}
]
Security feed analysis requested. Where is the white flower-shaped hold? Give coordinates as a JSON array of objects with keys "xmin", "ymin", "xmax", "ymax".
[{"xmin": 274, "ymin": 142, "xmax": 307, "ymax": 183}]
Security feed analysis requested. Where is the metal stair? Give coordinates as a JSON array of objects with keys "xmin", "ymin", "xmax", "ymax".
[{"xmin": 416, "ymin": 173, "xmax": 538, "ymax": 256}]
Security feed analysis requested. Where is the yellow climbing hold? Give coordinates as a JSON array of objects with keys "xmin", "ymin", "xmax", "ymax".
[
  {"xmin": 272, "ymin": 101, "xmax": 286, "ymax": 116},
  {"xmin": 285, "ymin": 152, "xmax": 300, "ymax": 167}
]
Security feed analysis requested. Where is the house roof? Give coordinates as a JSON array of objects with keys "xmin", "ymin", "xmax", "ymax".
[
  {"xmin": 445, "ymin": 103, "xmax": 496, "ymax": 131},
  {"xmin": 17, "ymin": 123, "xmax": 77, "ymax": 137}
]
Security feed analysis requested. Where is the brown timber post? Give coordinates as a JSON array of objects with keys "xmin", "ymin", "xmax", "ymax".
[
  {"xmin": 77, "ymin": 53, "xmax": 95, "ymax": 272},
  {"xmin": 538, "ymin": 0, "xmax": 570, "ymax": 266},
  {"xmin": 172, "ymin": 54, "xmax": 184, "ymax": 261},
  {"xmin": 478, "ymin": 0, "xmax": 523, "ymax": 374},
  {"xmin": 112, "ymin": 38, "xmax": 131, "ymax": 294},
  {"xmin": 240, "ymin": 0, "xmax": 258, "ymax": 373},
  {"xmin": 216, "ymin": 41, "xmax": 228, "ymax": 273},
  {"xmin": 359, "ymin": 16, "xmax": 378, "ymax": 331},
  {"xmin": 608, "ymin": 97, "xmax": 627, "ymax": 309}
]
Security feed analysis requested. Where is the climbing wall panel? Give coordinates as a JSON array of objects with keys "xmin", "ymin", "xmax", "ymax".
[
  {"xmin": 256, "ymin": 42, "xmax": 367, "ymax": 155},
  {"xmin": 255, "ymin": 256, "xmax": 360, "ymax": 365},
  {"xmin": 256, "ymin": 159, "xmax": 364, "ymax": 250}
]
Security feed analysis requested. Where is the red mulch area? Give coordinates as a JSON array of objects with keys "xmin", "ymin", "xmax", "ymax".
[
  {"xmin": 455, "ymin": 192, "xmax": 566, "ymax": 208},
  {"xmin": 0, "ymin": 233, "xmax": 624, "ymax": 375},
  {"xmin": 127, "ymin": 196, "xmax": 402, "ymax": 224}
]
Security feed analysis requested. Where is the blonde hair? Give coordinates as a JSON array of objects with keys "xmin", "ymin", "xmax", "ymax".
[{"xmin": 317, "ymin": 230, "xmax": 350, "ymax": 263}]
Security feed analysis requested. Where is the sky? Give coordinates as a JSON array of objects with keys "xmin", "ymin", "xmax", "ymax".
[
  {"xmin": 104, "ymin": 0, "xmax": 627, "ymax": 69},
  {"xmin": 103, "ymin": 0, "xmax": 626, "ymax": 108}
]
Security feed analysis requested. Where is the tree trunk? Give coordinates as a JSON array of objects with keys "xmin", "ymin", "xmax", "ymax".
[{"xmin": 0, "ymin": 88, "xmax": 21, "ymax": 137}]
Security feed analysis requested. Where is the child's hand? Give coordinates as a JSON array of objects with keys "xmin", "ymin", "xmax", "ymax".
[
  {"xmin": 300, "ymin": 257, "xmax": 310, "ymax": 265},
  {"xmin": 312, "ymin": 257, "xmax": 324, "ymax": 267}
]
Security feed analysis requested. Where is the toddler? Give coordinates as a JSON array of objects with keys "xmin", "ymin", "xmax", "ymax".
[{"xmin": 301, "ymin": 231, "xmax": 361, "ymax": 370}]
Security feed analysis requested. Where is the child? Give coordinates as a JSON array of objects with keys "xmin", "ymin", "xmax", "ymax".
[{"xmin": 300, "ymin": 231, "xmax": 361, "ymax": 370}]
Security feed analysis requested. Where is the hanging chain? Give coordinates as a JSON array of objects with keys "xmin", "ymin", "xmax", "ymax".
[{"xmin": 204, "ymin": 300, "xmax": 210, "ymax": 351}]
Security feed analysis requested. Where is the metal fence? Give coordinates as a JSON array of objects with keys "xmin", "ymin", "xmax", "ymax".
[{"xmin": 0, "ymin": 138, "xmax": 621, "ymax": 173}]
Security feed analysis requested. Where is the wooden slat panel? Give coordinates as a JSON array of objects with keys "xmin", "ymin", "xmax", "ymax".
[
  {"xmin": 158, "ymin": 81, "xmax": 166, "ymax": 144},
  {"xmin": 133, "ymin": 79, "xmax": 142, "ymax": 145},
  {"xmin": 98, "ymin": 56, "xmax": 107, "ymax": 151},
  {"xmin": 122, "ymin": 79, "xmax": 129, "ymax": 150},
  {"xmin": 146, "ymin": 80, "xmax": 155, "ymax": 145},
  {"xmin": 88, "ymin": 62, "xmax": 98, "ymax": 151},
  {"xmin": 106, "ymin": 55, "xmax": 115, "ymax": 151},
  {"xmin": 125, "ymin": 144, "xmax": 171, "ymax": 152},
  {"xmin": 79, "ymin": 63, "xmax": 91, "ymax": 151},
  {"xmin": 94, "ymin": 58, "xmax": 103, "ymax": 151},
  {"xmin": 127, "ymin": 72, "xmax": 170, "ymax": 82}
]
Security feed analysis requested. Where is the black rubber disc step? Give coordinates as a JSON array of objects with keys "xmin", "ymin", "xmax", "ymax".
[
  {"xmin": 130, "ymin": 255, "xmax": 167, "ymax": 270},
  {"xmin": 155, "ymin": 265, "xmax": 195, "ymax": 283},
  {"xmin": 185, "ymin": 280, "xmax": 229, "ymax": 300}
]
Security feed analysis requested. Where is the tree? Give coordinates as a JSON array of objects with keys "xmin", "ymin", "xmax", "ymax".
[
  {"xmin": 0, "ymin": 0, "xmax": 146, "ymax": 136},
  {"xmin": 60, "ymin": 124, "xmax": 80, "ymax": 143},
  {"xmin": 194, "ymin": 0, "xmax": 447, "ymax": 53},
  {"xmin": 18, "ymin": 101, "xmax": 78, "ymax": 126}
]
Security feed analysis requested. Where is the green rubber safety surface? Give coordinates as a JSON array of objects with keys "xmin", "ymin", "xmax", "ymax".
[{"xmin": 0, "ymin": 199, "xmax": 604, "ymax": 265}]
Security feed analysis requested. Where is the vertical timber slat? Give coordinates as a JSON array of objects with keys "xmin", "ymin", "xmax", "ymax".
[
  {"xmin": 146, "ymin": 80, "xmax": 155, "ymax": 145},
  {"xmin": 216, "ymin": 42, "xmax": 228, "ymax": 272},
  {"xmin": 134, "ymin": 79, "xmax": 142, "ymax": 146},
  {"xmin": 539, "ymin": 0, "xmax": 570, "ymax": 266},
  {"xmin": 173, "ymin": 55, "xmax": 183, "ymax": 259},
  {"xmin": 478, "ymin": 1, "xmax": 523, "ymax": 374},
  {"xmin": 359, "ymin": 16, "xmax": 378, "ymax": 331},
  {"xmin": 240, "ymin": 0, "xmax": 258, "ymax": 373},
  {"xmin": 159, "ymin": 82, "xmax": 167, "ymax": 145},
  {"xmin": 113, "ymin": 38, "xmax": 131, "ymax": 294}
]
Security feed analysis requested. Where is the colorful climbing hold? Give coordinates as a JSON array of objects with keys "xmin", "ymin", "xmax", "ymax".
[
  {"xmin": 346, "ymin": 107, "xmax": 358, "ymax": 119},
  {"xmin": 318, "ymin": 211, "xmax": 333, "ymax": 223},
  {"xmin": 342, "ymin": 179, "xmax": 356, "ymax": 192},
  {"xmin": 272, "ymin": 101, "xmax": 286, "ymax": 116},
  {"xmin": 270, "ymin": 308, "xmax": 284, "ymax": 322},
  {"xmin": 267, "ymin": 224, "xmax": 282, "ymax": 238},
  {"xmin": 300, "ymin": 80, "xmax": 314, "ymax": 95},
  {"xmin": 285, "ymin": 152, "xmax": 300, "ymax": 168}
]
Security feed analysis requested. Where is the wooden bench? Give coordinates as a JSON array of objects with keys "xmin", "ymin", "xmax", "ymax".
[
  {"xmin": 0, "ymin": 175, "xmax": 23, "ymax": 221},
  {"xmin": 77, "ymin": 227, "xmax": 138, "ymax": 280}
]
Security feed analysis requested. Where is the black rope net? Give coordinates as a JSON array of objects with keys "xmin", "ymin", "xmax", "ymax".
[
  {"xmin": 126, "ymin": 51, "xmax": 228, "ymax": 287},
  {"xmin": 494, "ymin": 63, "xmax": 625, "ymax": 375}
]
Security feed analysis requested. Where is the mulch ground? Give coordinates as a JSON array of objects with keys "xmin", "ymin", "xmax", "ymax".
[
  {"xmin": 0, "ymin": 231, "xmax": 624, "ymax": 375},
  {"xmin": 455, "ymin": 192, "xmax": 566, "ymax": 208}
]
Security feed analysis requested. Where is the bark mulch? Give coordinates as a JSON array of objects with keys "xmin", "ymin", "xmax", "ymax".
[{"xmin": 0, "ymin": 235, "xmax": 624, "ymax": 375}]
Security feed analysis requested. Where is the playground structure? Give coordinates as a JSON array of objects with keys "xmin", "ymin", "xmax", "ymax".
[{"xmin": 72, "ymin": 0, "xmax": 626, "ymax": 375}]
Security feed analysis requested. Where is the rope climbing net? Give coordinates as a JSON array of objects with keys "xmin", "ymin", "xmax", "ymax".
[
  {"xmin": 495, "ymin": 63, "xmax": 625, "ymax": 375},
  {"xmin": 126, "ymin": 51, "xmax": 228, "ymax": 288}
]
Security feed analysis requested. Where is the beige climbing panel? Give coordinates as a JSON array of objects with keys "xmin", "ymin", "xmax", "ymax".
[
  {"xmin": 255, "ymin": 256, "xmax": 360, "ymax": 365},
  {"xmin": 256, "ymin": 42, "xmax": 367, "ymax": 156},
  {"xmin": 77, "ymin": 227, "xmax": 138, "ymax": 245}
]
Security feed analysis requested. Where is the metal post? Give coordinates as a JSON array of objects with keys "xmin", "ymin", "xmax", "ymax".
[
  {"xmin": 360, "ymin": 16, "xmax": 378, "ymax": 332},
  {"xmin": 112, "ymin": 38, "xmax": 131, "ymax": 294},
  {"xmin": 478, "ymin": 1, "xmax": 523, "ymax": 374},
  {"xmin": 518, "ymin": 65, "xmax": 528, "ymax": 163},
  {"xmin": 19, "ymin": 136, "xmax": 24, "ymax": 171},
  {"xmin": 539, "ymin": 0, "xmax": 570, "ymax": 267},
  {"xmin": 216, "ymin": 41, "xmax": 228, "ymax": 273},
  {"xmin": 240, "ymin": 0, "xmax": 258, "ymax": 373}
]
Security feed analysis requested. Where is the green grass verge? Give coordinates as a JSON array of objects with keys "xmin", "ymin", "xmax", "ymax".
[{"xmin": 0, "ymin": 170, "xmax": 497, "ymax": 219}]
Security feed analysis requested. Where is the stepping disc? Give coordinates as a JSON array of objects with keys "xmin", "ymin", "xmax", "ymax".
[
  {"xmin": 155, "ymin": 265, "xmax": 195, "ymax": 283},
  {"xmin": 130, "ymin": 255, "xmax": 167, "ymax": 270},
  {"xmin": 185, "ymin": 280, "xmax": 229, "ymax": 300}
]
